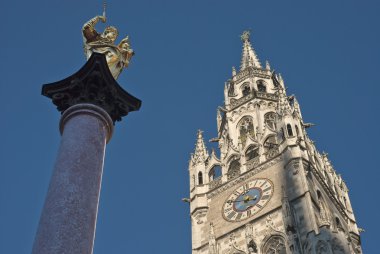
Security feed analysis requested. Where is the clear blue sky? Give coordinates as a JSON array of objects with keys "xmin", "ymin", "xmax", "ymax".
[{"xmin": 1, "ymin": 1, "xmax": 379, "ymax": 253}]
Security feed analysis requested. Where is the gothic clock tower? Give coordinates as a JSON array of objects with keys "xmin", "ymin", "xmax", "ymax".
[{"xmin": 187, "ymin": 31, "xmax": 362, "ymax": 254}]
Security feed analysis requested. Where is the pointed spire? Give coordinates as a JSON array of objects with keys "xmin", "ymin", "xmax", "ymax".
[
  {"xmin": 232, "ymin": 66, "xmax": 237, "ymax": 76},
  {"xmin": 192, "ymin": 130, "xmax": 209, "ymax": 165},
  {"xmin": 265, "ymin": 60, "xmax": 271, "ymax": 70},
  {"xmin": 240, "ymin": 30, "xmax": 262, "ymax": 70}
]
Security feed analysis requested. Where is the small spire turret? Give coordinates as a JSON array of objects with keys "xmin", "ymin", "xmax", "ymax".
[
  {"xmin": 240, "ymin": 31, "xmax": 262, "ymax": 70},
  {"xmin": 191, "ymin": 130, "xmax": 209, "ymax": 165}
]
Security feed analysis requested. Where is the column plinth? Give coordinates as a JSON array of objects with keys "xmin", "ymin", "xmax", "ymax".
[{"xmin": 33, "ymin": 53, "xmax": 141, "ymax": 254}]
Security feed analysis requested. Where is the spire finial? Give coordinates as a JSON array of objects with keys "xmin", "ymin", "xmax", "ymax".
[
  {"xmin": 241, "ymin": 30, "xmax": 251, "ymax": 42},
  {"xmin": 240, "ymin": 30, "xmax": 262, "ymax": 70},
  {"xmin": 191, "ymin": 130, "xmax": 209, "ymax": 165}
]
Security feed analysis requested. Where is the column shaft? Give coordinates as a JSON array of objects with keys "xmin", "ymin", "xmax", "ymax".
[{"xmin": 32, "ymin": 104, "xmax": 113, "ymax": 254}]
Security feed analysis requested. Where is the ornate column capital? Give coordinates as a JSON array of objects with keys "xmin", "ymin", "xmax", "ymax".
[{"xmin": 42, "ymin": 53, "xmax": 141, "ymax": 124}]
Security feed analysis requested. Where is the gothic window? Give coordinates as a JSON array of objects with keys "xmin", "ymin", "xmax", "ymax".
[
  {"xmin": 246, "ymin": 145, "xmax": 259, "ymax": 161},
  {"xmin": 264, "ymin": 135, "xmax": 278, "ymax": 151},
  {"xmin": 227, "ymin": 159, "xmax": 241, "ymax": 180},
  {"xmin": 287, "ymin": 124, "xmax": 293, "ymax": 137},
  {"xmin": 262, "ymin": 236, "xmax": 287, "ymax": 254},
  {"xmin": 239, "ymin": 116, "xmax": 255, "ymax": 147},
  {"xmin": 264, "ymin": 112, "xmax": 277, "ymax": 131},
  {"xmin": 264, "ymin": 135, "xmax": 279, "ymax": 159},
  {"xmin": 209, "ymin": 165, "xmax": 222, "ymax": 181},
  {"xmin": 295, "ymin": 125, "xmax": 299, "ymax": 136},
  {"xmin": 198, "ymin": 171, "xmax": 203, "ymax": 185},
  {"xmin": 257, "ymin": 82, "xmax": 267, "ymax": 93},
  {"xmin": 242, "ymin": 83, "xmax": 251, "ymax": 96}
]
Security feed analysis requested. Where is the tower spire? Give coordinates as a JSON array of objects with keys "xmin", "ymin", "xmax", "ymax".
[
  {"xmin": 191, "ymin": 130, "xmax": 209, "ymax": 165},
  {"xmin": 240, "ymin": 30, "xmax": 262, "ymax": 70}
]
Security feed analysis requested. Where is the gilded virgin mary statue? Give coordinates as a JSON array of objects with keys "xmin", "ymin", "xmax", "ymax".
[{"xmin": 82, "ymin": 15, "xmax": 134, "ymax": 79}]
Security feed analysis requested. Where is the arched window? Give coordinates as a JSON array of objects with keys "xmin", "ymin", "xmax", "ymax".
[
  {"xmin": 198, "ymin": 171, "xmax": 203, "ymax": 185},
  {"xmin": 246, "ymin": 145, "xmax": 259, "ymax": 161},
  {"xmin": 295, "ymin": 125, "xmax": 299, "ymax": 136},
  {"xmin": 262, "ymin": 236, "xmax": 286, "ymax": 254},
  {"xmin": 257, "ymin": 80, "xmax": 267, "ymax": 92},
  {"xmin": 242, "ymin": 84, "xmax": 251, "ymax": 96},
  {"xmin": 264, "ymin": 135, "xmax": 279, "ymax": 159},
  {"xmin": 209, "ymin": 165, "xmax": 222, "ymax": 181},
  {"xmin": 227, "ymin": 159, "xmax": 240, "ymax": 180},
  {"xmin": 239, "ymin": 116, "xmax": 255, "ymax": 147},
  {"xmin": 264, "ymin": 112, "xmax": 276, "ymax": 131},
  {"xmin": 264, "ymin": 135, "xmax": 278, "ymax": 151},
  {"xmin": 287, "ymin": 124, "xmax": 293, "ymax": 137}
]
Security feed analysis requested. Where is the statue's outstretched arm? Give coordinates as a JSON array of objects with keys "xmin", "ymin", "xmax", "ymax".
[{"xmin": 82, "ymin": 16, "xmax": 106, "ymax": 42}]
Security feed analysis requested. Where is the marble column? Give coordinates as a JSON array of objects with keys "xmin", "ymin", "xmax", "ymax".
[
  {"xmin": 33, "ymin": 53, "xmax": 141, "ymax": 254},
  {"xmin": 32, "ymin": 104, "xmax": 113, "ymax": 254}
]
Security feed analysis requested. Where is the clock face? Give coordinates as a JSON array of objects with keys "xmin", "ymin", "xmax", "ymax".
[{"xmin": 222, "ymin": 178, "xmax": 273, "ymax": 222}]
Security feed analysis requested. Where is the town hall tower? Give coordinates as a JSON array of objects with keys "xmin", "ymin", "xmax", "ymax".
[{"xmin": 187, "ymin": 31, "xmax": 362, "ymax": 254}]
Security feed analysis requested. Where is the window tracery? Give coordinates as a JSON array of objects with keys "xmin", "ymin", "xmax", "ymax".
[
  {"xmin": 245, "ymin": 145, "xmax": 259, "ymax": 161},
  {"xmin": 239, "ymin": 117, "xmax": 255, "ymax": 147},
  {"xmin": 242, "ymin": 83, "xmax": 251, "ymax": 96},
  {"xmin": 264, "ymin": 112, "xmax": 277, "ymax": 131},
  {"xmin": 257, "ymin": 80, "xmax": 267, "ymax": 92},
  {"xmin": 227, "ymin": 158, "xmax": 241, "ymax": 180},
  {"xmin": 263, "ymin": 135, "xmax": 279, "ymax": 159},
  {"xmin": 209, "ymin": 165, "xmax": 222, "ymax": 181},
  {"xmin": 262, "ymin": 236, "xmax": 287, "ymax": 254}
]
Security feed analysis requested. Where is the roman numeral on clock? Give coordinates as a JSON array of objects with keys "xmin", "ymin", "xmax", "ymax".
[
  {"xmin": 224, "ymin": 207, "xmax": 233, "ymax": 214},
  {"xmin": 261, "ymin": 194, "xmax": 270, "ymax": 200},
  {"xmin": 262, "ymin": 186, "xmax": 272, "ymax": 193},
  {"xmin": 227, "ymin": 211, "xmax": 237, "ymax": 219},
  {"xmin": 256, "ymin": 204, "xmax": 263, "ymax": 209},
  {"xmin": 246, "ymin": 209, "xmax": 251, "ymax": 217},
  {"xmin": 236, "ymin": 213, "xmax": 243, "ymax": 220}
]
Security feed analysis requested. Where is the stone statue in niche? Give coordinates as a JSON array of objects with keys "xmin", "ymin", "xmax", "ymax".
[{"xmin": 82, "ymin": 12, "xmax": 134, "ymax": 80}]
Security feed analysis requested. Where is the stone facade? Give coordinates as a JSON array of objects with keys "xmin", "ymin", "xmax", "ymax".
[{"xmin": 187, "ymin": 32, "xmax": 362, "ymax": 254}]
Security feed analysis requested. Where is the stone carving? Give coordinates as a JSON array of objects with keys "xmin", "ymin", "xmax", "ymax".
[
  {"xmin": 245, "ymin": 224, "xmax": 258, "ymax": 253},
  {"xmin": 262, "ymin": 235, "xmax": 287, "ymax": 254},
  {"xmin": 41, "ymin": 53, "xmax": 141, "ymax": 123},
  {"xmin": 82, "ymin": 15, "xmax": 134, "ymax": 79},
  {"xmin": 239, "ymin": 117, "xmax": 255, "ymax": 147},
  {"xmin": 209, "ymin": 223, "xmax": 218, "ymax": 254},
  {"xmin": 209, "ymin": 176, "xmax": 222, "ymax": 190},
  {"xmin": 228, "ymin": 233, "xmax": 246, "ymax": 254},
  {"xmin": 266, "ymin": 214, "xmax": 278, "ymax": 234}
]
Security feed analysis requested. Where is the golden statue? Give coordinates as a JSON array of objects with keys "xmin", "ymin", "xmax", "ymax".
[{"xmin": 82, "ymin": 8, "xmax": 134, "ymax": 80}]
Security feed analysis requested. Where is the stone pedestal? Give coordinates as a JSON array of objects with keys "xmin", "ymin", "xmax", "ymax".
[{"xmin": 33, "ymin": 53, "xmax": 141, "ymax": 254}]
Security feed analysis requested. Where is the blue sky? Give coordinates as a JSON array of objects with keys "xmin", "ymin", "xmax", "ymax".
[{"xmin": 1, "ymin": 0, "xmax": 379, "ymax": 253}]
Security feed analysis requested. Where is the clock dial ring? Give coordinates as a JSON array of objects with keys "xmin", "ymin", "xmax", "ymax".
[{"xmin": 222, "ymin": 178, "xmax": 273, "ymax": 222}]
